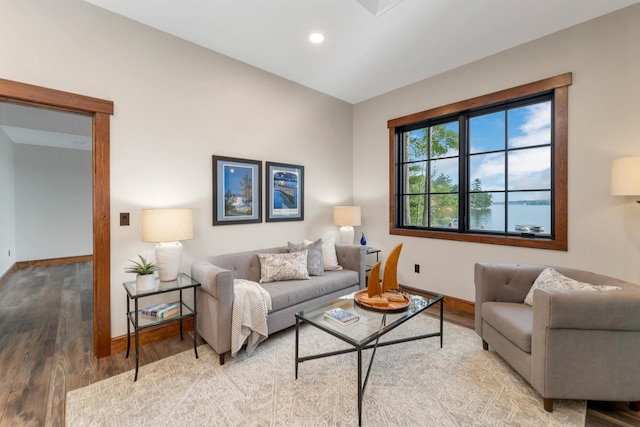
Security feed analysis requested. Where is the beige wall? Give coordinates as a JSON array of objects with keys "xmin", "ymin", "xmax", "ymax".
[
  {"xmin": 353, "ymin": 4, "xmax": 640, "ymax": 301},
  {"xmin": 0, "ymin": 0, "xmax": 354, "ymax": 336}
]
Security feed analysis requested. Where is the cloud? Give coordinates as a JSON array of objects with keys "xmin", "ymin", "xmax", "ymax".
[{"xmin": 509, "ymin": 102, "xmax": 551, "ymax": 148}]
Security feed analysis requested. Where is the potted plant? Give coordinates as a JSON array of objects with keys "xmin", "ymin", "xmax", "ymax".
[{"xmin": 125, "ymin": 255, "xmax": 161, "ymax": 291}]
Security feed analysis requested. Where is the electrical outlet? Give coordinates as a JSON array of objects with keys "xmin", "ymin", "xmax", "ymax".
[
  {"xmin": 120, "ymin": 212, "xmax": 130, "ymax": 226},
  {"xmin": 414, "ymin": 264, "xmax": 420, "ymax": 273},
  {"xmin": 8, "ymin": 249, "xmax": 10, "ymax": 257}
]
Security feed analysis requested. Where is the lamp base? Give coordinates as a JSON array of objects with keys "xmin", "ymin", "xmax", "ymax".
[
  {"xmin": 155, "ymin": 241, "xmax": 182, "ymax": 281},
  {"xmin": 339, "ymin": 226, "xmax": 355, "ymax": 245}
]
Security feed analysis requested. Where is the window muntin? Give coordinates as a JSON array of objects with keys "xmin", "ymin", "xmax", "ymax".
[{"xmin": 389, "ymin": 73, "xmax": 571, "ymax": 250}]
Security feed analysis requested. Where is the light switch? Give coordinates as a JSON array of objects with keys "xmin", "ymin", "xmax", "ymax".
[{"xmin": 120, "ymin": 212, "xmax": 130, "ymax": 226}]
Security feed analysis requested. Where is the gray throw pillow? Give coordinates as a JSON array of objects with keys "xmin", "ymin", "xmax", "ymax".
[{"xmin": 288, "ymin": 238, "xmax": 325, "ymax": 276}]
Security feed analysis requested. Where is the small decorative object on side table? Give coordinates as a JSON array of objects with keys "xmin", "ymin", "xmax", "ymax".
[
  {"xmin": 124, "ymin": 254, "xmax": 162, "ymax": 292},
  {"xmin": 122, "ymin": 273, "xmax": 201, "ymax": 381}
]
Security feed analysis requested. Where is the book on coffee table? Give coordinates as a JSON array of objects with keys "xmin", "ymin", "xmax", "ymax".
[{"xmin": 324, "ymin": 307, "xmax": 359, "ymax": 325}]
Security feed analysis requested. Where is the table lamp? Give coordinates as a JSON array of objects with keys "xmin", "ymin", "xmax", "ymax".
[
  {"xmin": 142, "ymin": 208, "xmax": 193, "ymax": 281},
  {"xmin": 333, "ymin": 206, "xmax": 361, "ymax": 244},
  {"xmin": 611, "ymin": 156, "xmax": 640, "ymax": 202}
]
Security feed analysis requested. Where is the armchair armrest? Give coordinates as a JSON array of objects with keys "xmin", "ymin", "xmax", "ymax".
[
  {"xmin": 335, "ymin": 244, "xmax": 366, "ymax": 289},
  {"xmin": 533, "ymin": 288, "xmax": 640, "ymax": 331}
]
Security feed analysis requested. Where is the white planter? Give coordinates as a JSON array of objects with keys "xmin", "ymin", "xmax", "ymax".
[{"xmin": 136, "ymin": 274, "xmax": 156, "ymax": 292}]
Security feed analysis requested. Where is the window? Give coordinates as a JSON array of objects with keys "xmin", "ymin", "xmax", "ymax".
[{"xmin": 388, "ymin": 74, "xmax": 571, "ymax": 250}]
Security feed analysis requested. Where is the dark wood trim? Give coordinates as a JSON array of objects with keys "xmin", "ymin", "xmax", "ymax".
[
  {"xmin": 388, "ymin": 73, "xmax": 571, "ymax": 251},
  {"xmin": 110, "ymin": 318, "xmax": 195, "ymax": 355},
  {"xmin": 0, "ymin": 78, "xmax": 113, "ymax": 358},
  {"xmin": 93, "ymin": 111, "xmax": 111, "ymax": 359},
  {"xmin": 401, "ymin": 285, "xmax": 475, "ymax": 316},
  {"xmin": 0, "ymin": 78, "xmax": 113, "ymax": 115},
  {"xmin": 16, "ymin": 255, "xmax": 93, "ymax": 269},
  {"xmin": 387, "ymin": 73, "xmax": 572, "ymax": 128}
]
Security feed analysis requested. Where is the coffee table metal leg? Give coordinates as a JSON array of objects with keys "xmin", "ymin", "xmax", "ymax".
[
  {"xmin": 440, "ymin": 297, "xmax": 444, "ymax": 348},
  {"xmin": 357, "ymin": 347, "xmax": 363, "ymax": 426},
  {"xmin": 295, "ymin": 317, "xmax": 300, "ymax": 380}
]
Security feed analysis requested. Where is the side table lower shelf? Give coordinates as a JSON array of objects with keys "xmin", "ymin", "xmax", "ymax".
[{"xmin": 123, "ymin": 273, "xmax": 201, "ymax": 381}]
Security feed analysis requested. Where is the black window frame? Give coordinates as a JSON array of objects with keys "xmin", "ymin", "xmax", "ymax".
[{"xmin": 388, "ymin": 74, "xmax": 571, "ymax": 251}]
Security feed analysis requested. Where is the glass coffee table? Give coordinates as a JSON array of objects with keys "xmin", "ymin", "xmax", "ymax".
[{"xmin": 295, "ymin": 291, "xmax": 444, "ymax": 426}]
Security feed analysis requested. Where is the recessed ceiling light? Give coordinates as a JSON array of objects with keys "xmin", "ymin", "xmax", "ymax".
[{"xmin": 309, "ymin": 33, "xmax": 325, "ymax": 44}]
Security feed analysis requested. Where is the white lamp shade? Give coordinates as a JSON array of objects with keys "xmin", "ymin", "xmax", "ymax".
[
  {"xmin": 141, "ymin": 208, "xmax": 193, "ymax": 281},
  {"xmin": 142, "ymin": 208, "xmax": 194, "ymax": 242},
  {"xmin": 611, "ymin": 157, "xmax": 640, "ymax": 196},
  {"xmin": 333, "ymin": 206, "xmax": 362, "ymax": 226}
]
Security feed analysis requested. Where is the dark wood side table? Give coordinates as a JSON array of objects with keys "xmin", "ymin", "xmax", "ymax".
[{"xmin": 122, "ymin": 273, "xmax": 201, "ymax": 381}]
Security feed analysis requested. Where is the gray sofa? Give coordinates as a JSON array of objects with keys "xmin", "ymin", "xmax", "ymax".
[
  {"xmin": 191, "ymin": 244, "xmax": 365, "ymax": 364},
  {"xmin": 475, "ymin": 262, "xmax": 640, "ymax": 412}
]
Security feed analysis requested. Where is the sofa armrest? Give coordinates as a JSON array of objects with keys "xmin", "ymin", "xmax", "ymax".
[
  {"xmin": 533, "ymin": 288, "xmax": 640, "ymax": 331},
  {"xmin": 191, "ymin": 257, "xmax": 234, "ymax": 305},
  {"xmin": 335, "ymin": 244, "xmax": 366, "ymax": 289}
]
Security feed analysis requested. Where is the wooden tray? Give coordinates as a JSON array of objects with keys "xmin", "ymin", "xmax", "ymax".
[{"xmin": 353, "ymin": 289, "xmax": 411, "ymax": 313}]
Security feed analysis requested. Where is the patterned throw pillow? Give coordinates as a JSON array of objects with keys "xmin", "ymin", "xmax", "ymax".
[
  {"xmin": 257, "ymin": 251, "xmax": 310, "ymax": 283},
  {"xmin": 523, "ymin": 267, "xmax": 622, "ymax": 306},
  {"xmin": 288, "ymin": 239, "xmax": 324, "ymax": 276}
]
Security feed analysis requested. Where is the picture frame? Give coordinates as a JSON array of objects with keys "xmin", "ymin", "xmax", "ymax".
[
  {"xmin": 212, "ymin": 155, "xmax": 262, "ymax": 225},
  {"xmin": 266, "ymin": 162, "xmax": 304, "ymax": 222}
]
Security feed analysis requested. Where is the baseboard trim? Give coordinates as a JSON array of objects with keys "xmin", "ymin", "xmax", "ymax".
[
  {"xmin": 111, "ymin": 317, "xmax": 195, "ymax": 355},
  {"xmin": 16, "ymin": 255, "xmax": 93, "ymax": 269},
  {"xmin": 0, "ymin": 263, "xmax": 18, "ymax": 288},
  {"xmin": 400, "ymin": 285, "xmax": 475, "ymax": 316}
]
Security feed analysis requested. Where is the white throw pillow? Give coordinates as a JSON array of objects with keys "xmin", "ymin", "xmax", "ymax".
[
  {"xmin": 305, "ymin": 233, "xmax": 342, "ymax": 271},
  {"xmin": 257, "ymin": 251, "xmax": 310, "ymax": 283},
  {"xmin": 524, "ymin": 267, "xmax": 623, "ymax": 306}
]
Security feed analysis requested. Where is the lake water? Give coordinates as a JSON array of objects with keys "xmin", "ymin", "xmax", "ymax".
[{"xmin": 469, "ymin": 204, "xmax": 550, "ymax": 234}]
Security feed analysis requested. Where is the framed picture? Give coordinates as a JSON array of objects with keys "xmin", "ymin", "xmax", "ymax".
[
  {"xmin": 212, "ymin": 155, "xmax": 262, "ymax": 225},
  {"xmin": 266, "ymin": 162, "xmax": 304, "ymax": 222}
]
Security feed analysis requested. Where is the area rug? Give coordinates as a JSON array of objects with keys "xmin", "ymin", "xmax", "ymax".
[{"xmin": 66, "ymin": 316, "xmax": 586, "ymax": 426}]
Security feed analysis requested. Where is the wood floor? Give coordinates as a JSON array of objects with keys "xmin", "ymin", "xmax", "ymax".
[{"xmin": 0, "ymin": 263, "xmax": 638, "ymax": 426}]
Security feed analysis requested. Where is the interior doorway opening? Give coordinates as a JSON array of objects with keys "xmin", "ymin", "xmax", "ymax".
[{"xmin": 0, "ymin": 78, "xmax": 113, "ymax": 357}]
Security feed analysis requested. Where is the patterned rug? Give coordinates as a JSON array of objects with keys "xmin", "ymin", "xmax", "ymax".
[{"xmin": 66, "ymin": 315, "xmax": 586, "ymax": 426}]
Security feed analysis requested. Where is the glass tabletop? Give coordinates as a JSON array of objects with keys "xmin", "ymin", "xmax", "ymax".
[
  {"xmin": 122, "ymin": 273, "xmax": 200, "ymax": 298},
  {"xmin": 296, "ymin": 291, "xmax": 443, "ymax": 347}
]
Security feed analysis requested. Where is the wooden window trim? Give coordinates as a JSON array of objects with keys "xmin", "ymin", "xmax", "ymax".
[{"xmin": 388, "ymin": 73, "xmax": 571, "ymax": 251}]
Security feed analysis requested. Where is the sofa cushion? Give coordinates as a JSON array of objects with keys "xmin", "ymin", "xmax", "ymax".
[
  {"xmin": 262, "ymin": 270, "xmax": 359, "ymax": 312},
  {"xmin": 288, "ymin": 239, "xmax": 324, "ymax": 276},
  {"xmin": 482, "ymin": 302, "xmax": 533, "ymax": 353},
  {"xmin": 524, "ymin": 267, "xmax": 622, "ymax": 306},
  {"xmin": 257, "ymin": 251, "xmax": 309, "ymax": 283}
]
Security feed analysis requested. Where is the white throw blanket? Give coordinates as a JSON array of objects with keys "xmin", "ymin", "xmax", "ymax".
[{"xmin": 231, "ymin": 279, "xmax": 272, "ymax": 357}]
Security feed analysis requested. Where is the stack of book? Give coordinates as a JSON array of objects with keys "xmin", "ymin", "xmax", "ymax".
[
  {"xmin": 141, "ymin": 302, "xmax": 179, "ymax": 318},
  {"xmin": 324, "ymin": 307, "xmax": 359, "ymax": 325}
]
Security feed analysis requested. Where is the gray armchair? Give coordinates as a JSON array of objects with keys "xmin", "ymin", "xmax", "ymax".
[{"xmin": 474, "ymin": 262, "xmax": 640, "ymax": 412}]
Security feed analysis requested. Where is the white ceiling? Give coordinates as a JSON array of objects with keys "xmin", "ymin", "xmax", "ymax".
[{"xmin": 83, "ymin": 0, "xmax": 640, "ymax": 104}]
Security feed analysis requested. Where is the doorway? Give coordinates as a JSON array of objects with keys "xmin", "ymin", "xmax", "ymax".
[{"xmin": 0, "ymin": 78, "xmax": 113, "ymax": 357}]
